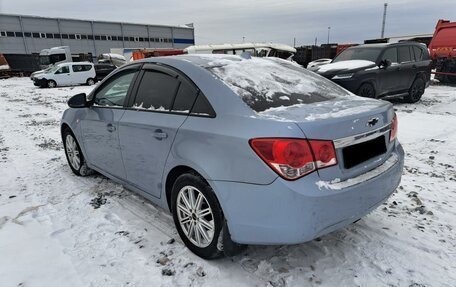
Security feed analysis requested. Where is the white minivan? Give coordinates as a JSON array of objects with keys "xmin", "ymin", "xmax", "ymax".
[{"xmin": 31, "ymin": 62, "xmax": 96, "ymax": 88}]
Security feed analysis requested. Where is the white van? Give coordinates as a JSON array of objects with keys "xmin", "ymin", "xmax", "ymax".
[{"xmin": 31, "ymin": 62, "xmax": 96, "ymax": 88}]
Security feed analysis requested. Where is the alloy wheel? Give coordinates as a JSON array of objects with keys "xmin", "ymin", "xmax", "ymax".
[
  {"xmin": 176, "ymin": 186, "xmax": 215, "ymax": 248},
  {"xmin": 48, "ymin": 80, "xmax": 56, "ymax": 88},
  {"xmin": 65, "ymin": 134, "xmax": 81, "ymax": 170}
]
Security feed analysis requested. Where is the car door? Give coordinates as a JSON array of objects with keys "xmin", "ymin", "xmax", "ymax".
[
  {"xmin": 71, "ymin": 64, "xmax": 85, "ymax": 84},
  {"xmin": 396, "ymin": 45, "xmax": 416, "ymax": 91},
  {"xmin": 80, "ymin": 65, "xmax": 140, "ymax": 180},
  {"xmin": 377, "ymin": 47, "xmax": 401, "ymax": 94},
  {"xmin": 53, "ymin": 65, "xmax": 71, "ymax": 86},
  {"xmin": 118, "ymin": 64, "xmax": 199, "ymax": 198}
]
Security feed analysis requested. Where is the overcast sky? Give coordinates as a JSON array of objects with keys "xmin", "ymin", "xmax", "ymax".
[{"xmin": 1, "ymin": 0, "xmax": 455, "ymax": 46}]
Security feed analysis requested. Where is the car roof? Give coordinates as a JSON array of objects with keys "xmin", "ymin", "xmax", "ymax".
[
  {"xmin": 57, "ymin": 61, "xmax": 93, "ymax": 66},
  {"xmin": 351, "ymin": 42, "xmax": 424, "ymax": 49}
]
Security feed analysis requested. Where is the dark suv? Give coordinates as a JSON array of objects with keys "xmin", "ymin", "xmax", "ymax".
[{"xmin": 311, "ymin": 42, "xmax": 431, "ymax": 103}]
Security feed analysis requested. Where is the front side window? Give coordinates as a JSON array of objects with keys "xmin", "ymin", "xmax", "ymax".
[
  {"xmin": 398, "ymin": 46, "xmax": 412, "ymax": 63},
  {"xmin": 132, "ymin": 70, "xmax": 179, "ymax": 111},
  {"xmin": 55, "ymin": 66, "xmax": 69, "ymax": 74},
  {"xmin": 94, "ymin": 70, "xmax": 136, "ymax": 107},
  {"xmin": 381, "ymin": 48, "xmax": 398, "ymax": 64}
]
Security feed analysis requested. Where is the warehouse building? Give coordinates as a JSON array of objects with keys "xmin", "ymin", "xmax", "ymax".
[{"xmin": 0, "ymin": 13, "xmax": 195, "ymax": 56}]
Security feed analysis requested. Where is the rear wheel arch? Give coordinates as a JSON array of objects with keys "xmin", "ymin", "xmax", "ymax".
[
  {"xmin": 165, "ymin": 165, "xmax": 224, "ymax": 211},
  {"xmin": 166, "ymin": 166, "xmax": 208, "ymax": 211}
]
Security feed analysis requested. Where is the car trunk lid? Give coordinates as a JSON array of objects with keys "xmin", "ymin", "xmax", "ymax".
[{"xmin": 259, "ymin": 98, "xmax": 395, "ymax": 181}]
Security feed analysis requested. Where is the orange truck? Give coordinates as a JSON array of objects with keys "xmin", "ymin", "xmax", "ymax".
[
  {"xmin": 429, "ymin": 19, "xmax": 456, "ymax": 83},
  {"xmin": 132, "ymin": 49, "xmax": 185, "ymax": 60}
]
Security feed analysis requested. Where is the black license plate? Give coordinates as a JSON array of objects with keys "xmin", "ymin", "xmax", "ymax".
[{"xmin": 343, "ymin": 136, "xmax": 387, "ymax": 169}]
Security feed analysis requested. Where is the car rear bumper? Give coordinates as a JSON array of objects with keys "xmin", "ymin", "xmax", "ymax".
[{"xmin": 209, "ymin": 142, "xmax": 404, "ymax": 245}]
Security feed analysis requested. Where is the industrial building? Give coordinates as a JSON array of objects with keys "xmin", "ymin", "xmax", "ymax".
[{"xmin": 0, "ymin": 13, "xmax": 195, "ymax": 56}]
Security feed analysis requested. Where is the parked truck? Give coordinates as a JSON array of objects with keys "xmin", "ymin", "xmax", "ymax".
[
  {"xmin": 39, "ymin": 46, "xmax": 93, "ymax": 70},
  {"xmin": 94, "ymin": 53, "xmax": 127, "ymax": 81},
  {"xmin": 429, "ymin": 19, "xmax": 456, "ymax": 84}
]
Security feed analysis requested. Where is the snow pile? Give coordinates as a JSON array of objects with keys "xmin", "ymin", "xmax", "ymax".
[
  {"xmin": 317, "ymin": 60, "xmax": 376, "ymax": 73},
  {"xmin": 0, "ymin": 64, "xmax": 10, "ymax": 70}
]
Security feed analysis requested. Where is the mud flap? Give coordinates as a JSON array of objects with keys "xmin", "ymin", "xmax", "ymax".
[{"xmin": 218, "ymin": 220, "xmax": 246, "ymax": 257}]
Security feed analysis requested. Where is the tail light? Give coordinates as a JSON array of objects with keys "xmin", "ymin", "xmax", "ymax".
[
  {"xmin": 249, "ymin": 138, "xmax": 337, "ymax": 180},
  {"xmin": 390, "ymin": 113, "xmax": 398, "ymax": 142}
]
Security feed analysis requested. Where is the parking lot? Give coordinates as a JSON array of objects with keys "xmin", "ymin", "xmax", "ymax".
[{"xmin": 0, "ymin": 77, "xmax": 455, "ymax": 286}]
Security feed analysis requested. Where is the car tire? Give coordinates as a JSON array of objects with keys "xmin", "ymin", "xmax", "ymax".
[
  {"xmin": 47, "ymin": 80, "xmax": 57, "ymax": 88},
  {"xmin": 405, "ymin": 77, "xmax": 425, "ymax": 103},
  {"xmin": 62, "ymin": 128, "xmax": 93, "ymax": 176},
  {"xmin": 171, "ymin": 173, "xmax": 224, "ymax": 259},
  {"xmin": 86, "ymin": 78, "xmax": 95, "ymax": 86},
  {"xmin": 357, "ymin": 83, "xmax": 376, "ymax": 98}
]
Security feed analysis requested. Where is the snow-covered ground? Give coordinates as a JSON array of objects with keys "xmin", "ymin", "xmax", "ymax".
[{"xmin": 0, "ymin": 77, "xmax": 455, "ymax": 287}]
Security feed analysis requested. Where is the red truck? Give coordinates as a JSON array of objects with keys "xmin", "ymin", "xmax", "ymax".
[{"xmin": 429, "ymin": 19, "xmax": 456, "ymax": 83}]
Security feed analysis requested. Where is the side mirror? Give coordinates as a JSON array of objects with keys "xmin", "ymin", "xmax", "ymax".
[
  {"xmin": 68, "ymin": 93, "xmax": 89, "ymax": 108},
  {"xmin": 380, "ymin": 59, "xmax": 392, "ymax": 69}
]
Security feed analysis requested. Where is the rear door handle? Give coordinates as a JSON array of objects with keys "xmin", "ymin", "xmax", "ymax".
[
  {"xmin": 153, "ymin": 129, "xmax": 168, "ymax": 140},
  {"xmin": 106, "ymin": 123, "xmax": 116, "ymax": 132}
]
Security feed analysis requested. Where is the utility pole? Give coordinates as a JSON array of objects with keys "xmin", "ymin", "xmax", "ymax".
[
  {"xmin": 381, "ymin": 3, "xmax": 388, "ymax": 38},
  {"xmin": 315, "ymin": 37, "xmax": 317, "ymax": 46},
  {"xmin": 242, "ymin": 36, "xmax": 245, "ymax": 43},
  {"xmin": 293, "ymin": 37, "xmax": 296, "ymax": 47},
  {"xmin": 327, "ymin": 27, "xmax": 331, "ymax": 44}
]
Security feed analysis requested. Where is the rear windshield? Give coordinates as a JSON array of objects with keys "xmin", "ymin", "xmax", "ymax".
[
  {"xmin": 333, "ymin": 47, "xmax": 382, "ymax": 63},
  {"xmin": 204, "ymin": 57, "xmax": 351, "ymax": 112}
]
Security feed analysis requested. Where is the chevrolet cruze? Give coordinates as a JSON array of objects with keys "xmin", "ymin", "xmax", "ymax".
[{"xmin": 61, "ymin": 54, "xmax": 404, "ymax": 259}]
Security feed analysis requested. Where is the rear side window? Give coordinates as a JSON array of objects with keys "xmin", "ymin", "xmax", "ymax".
[
  {"xmin": 132, "ymin": 70, "xmax": 179, "ymax": 111},
  {"xmin": 398, "ymin": 46, "xmax": 412, "ymax": 63},
  {"xmin": 72, "ymin": 65, "xmax": 92, "ymax": 72},
  {"xmin": 381, "ymin": 48, "xmax": 398, "ymax": 63},
  {"xmin": 191, "ymin": 93, "xmax": 216, "ymax": 117},
  {"xmin": 171, "ymin": 80, "xmax": 198, "ymax": 113},
  {"xmin": 413, "ymin": 46, "xmax": 423, "ymax": 61}
]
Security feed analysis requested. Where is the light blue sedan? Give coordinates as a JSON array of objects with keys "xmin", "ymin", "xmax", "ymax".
[{"xmin": 61, "ymin": 55, "xmax": 404, "ymax": 259}]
